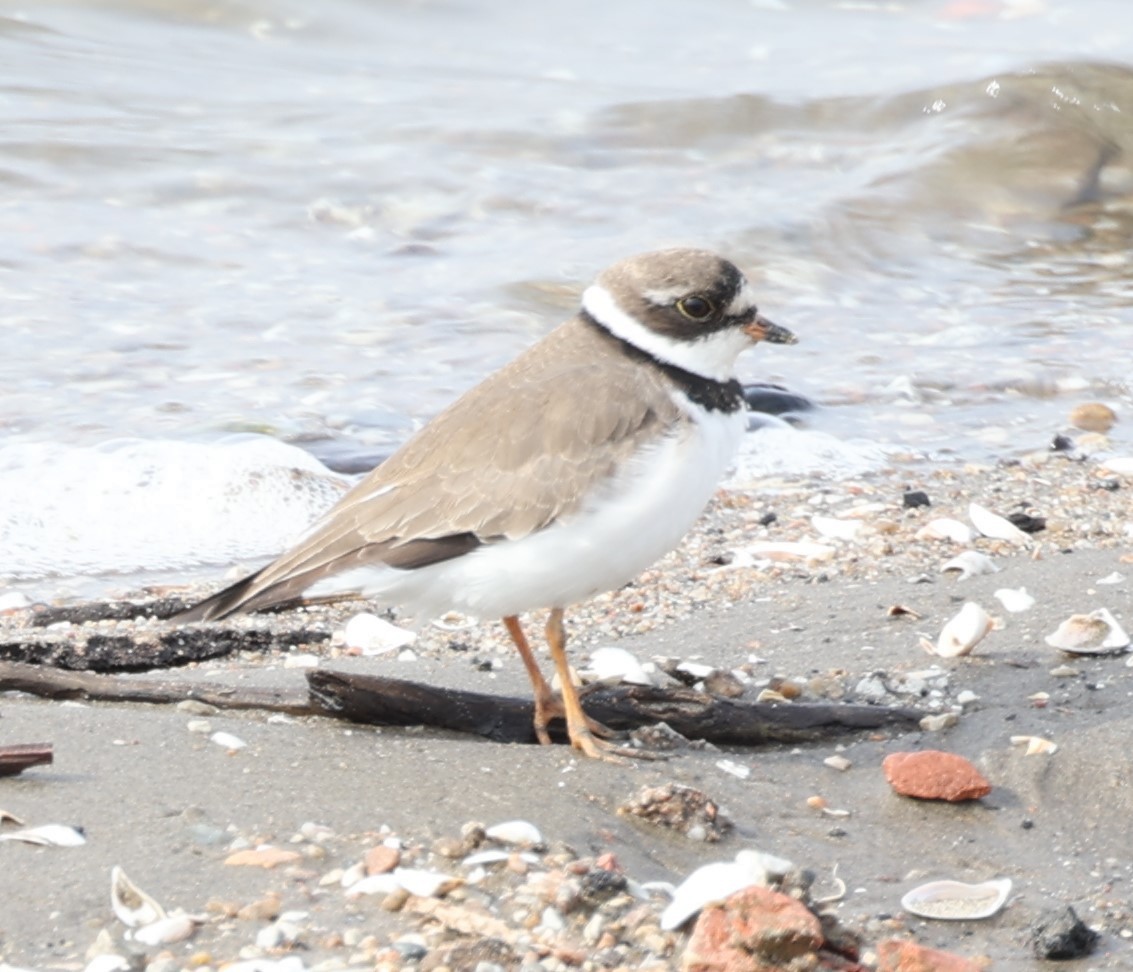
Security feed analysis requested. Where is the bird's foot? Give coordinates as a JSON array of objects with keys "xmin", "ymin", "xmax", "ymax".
[
  {"xmin": 532, "ymin": 691, "xmax": 627, "ymax": 746},
  {"xmin": 566, "ymin": 723, "xmax": 665, "ymax": 763}
]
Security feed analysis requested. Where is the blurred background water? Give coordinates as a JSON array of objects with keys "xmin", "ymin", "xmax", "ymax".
[{"xmin": 2, "ymin": 0, "xmax": 1133, "ymax": 583}]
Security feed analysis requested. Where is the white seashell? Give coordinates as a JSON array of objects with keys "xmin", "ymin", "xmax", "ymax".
[
  {"xmin": 1096, "ymin": 572, "xmax": 1125, "ymax": 585},
  {"xmin": 677, "ymin": 661, "xmax": 715, "ymax": 679},
  {"xmin": 110, "ymin": 866, "xmax": 166, "ymax": 928},
  {"xmin": 485, "ymin": 819, "xmax": 543, "ymax": 847},
  {"xmin": 915, "ymin": 518, "xmax": 974, "ymax": 544},
  {"xmin": 582, "ymin": 647, "xmax": 655, "ymax": 686},
  {"xmin": 344, "ymin": 873, "xmax": 399, "ymax": 897},
  {"xmin": 661, "ymin": 850, "xmax": 791, "ymax": 930},
  {"xmin": 84, "ymin": 955, "xmax": 132, "ymax": 972},
  {"xmin": 824, "ymin": 755, "xmax": 852, "ymax": 772},
  {"xmin": 1010, "ymin": 735, "xmax": 1058, "ymax": 755},
  {"xmin": 715, "ymin": 759, "xmax": 751, "ymax": 780},
  {"xmin": 810, "ymin": 515, "xmax": 862, "ymax": 540},
  {"xmin": 0, "ymin": 591, "xmax": 32, "ymax": 611},
  {"xmin": 940, "ymin": 550, "xmax": 999, "ymax": 580},
  {"xmin": 210, "ymin": 731, "xmax": 247, "ymax": 750},
  {"xmin": 1100, "ymin": 456, "xmax": 1133, "ymax": 476},
  {"xmin": 901, "ymin": 877, "xmax": 1012, "ymax": 920},
  {"xmin": 461, "ymin": 849, "xmax": 512, "ymax": 868},
  {"xmin": 968, "ymin": 503, "xmax": 1029, "ymax": 545},
  {"xmin": 342, "ymin": 612, "xmax": 416, "ymax": 654},
  {"xmin": 132, "ymin": 913, "xmax": 198, "ymax": 946},
  {"xmin": 738, "ymin": 540, "xmax": 836, "ymax": 563},
  {"xmin": 1044, "ymin": 608, "xmax": 1131, "ymax": 654},
  {"xmin": 929, "ymin": 602, "xmax": 993, "ymax": 658},
  {"xmin": 394, "ymin": 867, "xmax": 461, "ymax": 898},
  {"xmin": 993, "ymin": 587, "xmax": 1035, "ymax": 613},
  {"xmin": 0, "ymin": 824, "xmax": 86, "ymax": 846}
]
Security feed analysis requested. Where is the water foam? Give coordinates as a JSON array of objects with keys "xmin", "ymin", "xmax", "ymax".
[{"xmin": 0, "ymin": 436, "xmax": 350, "ymax": 579}]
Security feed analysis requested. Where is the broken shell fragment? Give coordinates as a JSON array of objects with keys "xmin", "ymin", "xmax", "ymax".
[
  {"xmin": 940, "ymin": 551, "xmax": 998, "ymax": 580},
  {"xmin": 1044, "ymin": 608, "xmax": 1131, "ymax": 654},
  {"xmin": 969, "ymin": 503, "xmax": 1030, "ymax": 546},
  {"xmin": 660, "ymin": 849, "xmax": 794, "ymax": 930},
  {"xmin": 901, "ymin": 877, "xmax": 1012, "ymax": 920},
  {"xmin": 581, "ymin": 647, "xmax": 655, "ymax": 686},
  {"xmin": 485, "ymin": 820, "xmax": 543, "ymax": 848},
  {"xmin": 132, "ymin": 912, "xmax": 200, "ymax": 946},
  {"xmin": 737, "ymin": 540, "xmax": 836, "ymax": 564},
  {"xmin": 341, "ymin": 612, "xmax": 416, "ymax": 654},
  {"xmin": 916, "ymin": 518, "xmax": 975, "ymax": 544},
  {"xmin": 0, "ymin": 824, "xmax": 86, "ymax": 847},
  {"xmin": 392, "ymin": 867, "xmax": 462, "ymax": 898},
  {"xmin": 928, "ymin": 602, "xmax": 993, "ymax": 658},
  {"xmin": 111, "ymin": 866, "xmax": 166, "ymax": 928},
  {"xmin": 1011, "ymin": 735, "xmax": 1058, "ymax": 755},
  {"xmin": 994, "ymin": 587, "xmax": 1035, "ymax": 613}
]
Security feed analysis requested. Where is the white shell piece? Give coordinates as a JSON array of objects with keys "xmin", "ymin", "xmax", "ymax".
[
  {"xmin": 582, "ymin": 647, "xmax": 655, "ymax": 686},
  {"xmin": 461, "ymin": 850, "xmax": 512, "ymax": 868},
  {"xmin": 916, "ymin": 518, "xmax": 975, "ymax": 544},
  {"xmin": 940, "ymin": 550, "xmax": 999, "ymax": 580},
  {"xmin": 900, "ymin": 877, "xmax": 1012, "ymax": 920},
  {"xmin": 969, "ymin": 503, "xmax": 1030, "ymax": 545},
  {"xmin": 661, "ymin": 849, "xmax": 791, "ymax": 930},
  {"xmin": 1100, "ymin": 456, "xmax": 1133, "ymax": 476},
  {"xmin": 111, "ymin": 866, "xmax": 166, "ymax": 928},
  {"xmin": 342, "ymin": 612, "xmax": 416, "ymax": 654},
  {"xmin": 1096, "ymin": 572, "xmax": 1125, "ymax": 585},
  {"xmin": 810, "ymin": 515, "xmax": 862, "ymax": 540},
  {"xmin": 930, "ymin": 602, "xmax": 993, "ymax": 658},
  {"xmin": 677, "ymin": 661, "xmax": 715, "ymax": 679},
  {"xmin": 1045, "ymin": 608, "xmax": 1131, "ymax": 654},
  {"xmin": 1010, "ymin": 735, "xmax": 1058, "ymax": 755},
  {"xmin": 343, "ymin": 873, "xmax": 399, "ymax": 897},
  {"xmin": 485, "ymin": 820, "xmax": 543, "ymax": 847},
  {"xmin": 0, "ymin": 824, "xmax": 86, "ymax": 846},
  {"xmin": 394, "ymin": 867, "xmax": 460, "ymax": 898},
  {"xmin": 993, "ymin": 587, "xmax": 1035, "ymax": 613},
  {"xmin": 0, "ymin": 591, "xmax": 32, "ymax": 611},
  {"xmin": 715, "ymin": 759, "xmax": 751, "ymax": 780},
  {"xmin": 132, "ymin": 913, "xmax": 198, "ymax": 946},
  {"xmin": 210, "ymin": 731, "xmax": 247, "ymax": 750},
  {"xmin": 739, "ymin": 540, "xmax": 836, "ymax": 563}
]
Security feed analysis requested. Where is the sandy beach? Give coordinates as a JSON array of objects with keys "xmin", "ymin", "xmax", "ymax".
[{"xmin": 2, "ymin": 451, "xmax": 1132, "ymax": 971}]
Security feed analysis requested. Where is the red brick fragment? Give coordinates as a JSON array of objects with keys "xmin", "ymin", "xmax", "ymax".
[
  {"xmin": 877, "ymin": 938, "xmax": 987, "ymax": 972},
  {"xmin": 883, "ymin": 750, "xmax": 991, "ymax": 802},
  {"xmin": 682, "ymin": 885, "xmax": 823, "ymax": 972}
]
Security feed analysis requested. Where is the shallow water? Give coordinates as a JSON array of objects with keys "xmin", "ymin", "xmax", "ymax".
[{"xmin": 2, "ymin": 0, "xmax": 1133, "ymax": 581}]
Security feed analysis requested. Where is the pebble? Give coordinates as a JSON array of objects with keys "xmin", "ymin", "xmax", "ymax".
[{"xmin": 1030, "ymin": 905, "xmax": 1100, "ymax": 959}]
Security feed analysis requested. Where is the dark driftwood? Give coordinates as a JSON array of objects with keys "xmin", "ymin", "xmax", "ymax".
[
  {"xmin": 307, "ymin": 670, "xmax": 922, "ymax": 746},
  {"xmin": 0, "ymin": 743, "xmax": 54, "ymax": 777},
  {"xmin": 0, "ymin": 611, "xmax": 330, "ymax": 672},
  {"xmin": 0, "ymin": 662, "xmax": 313, "ymax": 715}
]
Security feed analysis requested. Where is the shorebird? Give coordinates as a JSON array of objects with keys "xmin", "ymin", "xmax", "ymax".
[{"xmin": 177, "ymin": 248, "xmax": 796, "ymax": 758}]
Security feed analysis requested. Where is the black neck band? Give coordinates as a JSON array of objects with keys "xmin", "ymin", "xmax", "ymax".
[{"xmin": 580, "ymin": 310, "xmax": 745, "ymax": 414}]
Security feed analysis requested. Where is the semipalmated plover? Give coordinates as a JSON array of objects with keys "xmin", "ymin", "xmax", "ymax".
[{"xmin": 177, "ymin": 248, "xmax": 797, "ymax": 758}]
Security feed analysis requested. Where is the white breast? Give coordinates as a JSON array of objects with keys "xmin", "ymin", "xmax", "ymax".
[{"xmin": 312, "ymin": 399, "xmax": 746, "ymax": 621}]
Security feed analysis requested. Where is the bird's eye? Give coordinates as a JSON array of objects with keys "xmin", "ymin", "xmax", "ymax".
[{"xmin": 676, "ymin": 295, "xmax": 714, "ymax": 321}]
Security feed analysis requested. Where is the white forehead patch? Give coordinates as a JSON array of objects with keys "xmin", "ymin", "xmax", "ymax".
[
  {"xmin": 641, "ymin": 285, "xmax": 694, "ymax": 306},
  {"xmin": 724, "ymin": 281, "xmax": 758, "ymax": 318}
]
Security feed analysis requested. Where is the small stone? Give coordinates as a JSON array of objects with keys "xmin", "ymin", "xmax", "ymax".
[
  {"xmin": 1030, "ymin": 905, "xmax": 1100, "ymax": 959},
  {"xmin": 177, "ymin": 700, "xmax": 219, "ymax": 716},
  {"xmin": 1069, "ymin": 402, "xmax": 1117, "ymax": 433},
  {"xmin": 903, "ymin": 490, "xmax": 931, "ymax": 509},
  {"xmin": 882, "ymin": 750, "xmax": 991, "ymax": 802},
  {"xmin": 365, "ymin": 845, "xmax": 400, "ymax": 875},
  {"xmin": 618, "ymin": 783, "xmax": 732, "ymax": 841},
  {"xmin": 919, "ymin": 712, "xmax": 960, "ymax": 732},
  {"xmin": 681, "ymin": 886, "xmax": 823, "ymax": 972},
  {"xmin": 876, "ymin": 938, "xmax": 985, "ymax": 972}
]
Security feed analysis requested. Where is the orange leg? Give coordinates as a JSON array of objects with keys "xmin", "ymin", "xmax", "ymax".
[
  {"xmin": 544, "ymin": 607, "xmax": 645, "ymax": 761},
  {"xmin": 503, "ymin": 615, "xmax": 556, "ymax": 745}
]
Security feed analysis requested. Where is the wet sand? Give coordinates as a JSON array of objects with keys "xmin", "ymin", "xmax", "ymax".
[{"xmin": 1, "ymin": 455, "xmax": 1131, "ymax": 971}]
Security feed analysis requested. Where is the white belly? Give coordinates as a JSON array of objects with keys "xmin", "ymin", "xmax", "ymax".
[{"xmin": 313, "ymin": 406, "xmax": 745, "ymax": 621}]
